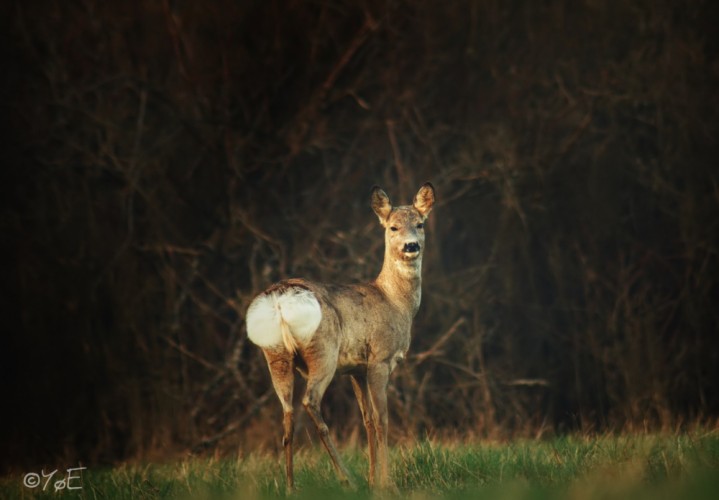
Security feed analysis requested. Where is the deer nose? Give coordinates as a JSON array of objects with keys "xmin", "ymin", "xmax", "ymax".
[{"xmin": 403, "ymin": 242, "xmax": 420, "ymax": 253}]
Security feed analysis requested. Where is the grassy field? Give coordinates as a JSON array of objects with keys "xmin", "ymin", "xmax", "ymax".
[{"xmin": 3, "ymin": 432, "xmax": 719, "ymax": 499}]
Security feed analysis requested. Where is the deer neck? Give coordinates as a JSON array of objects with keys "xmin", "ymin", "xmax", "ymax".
[{"xmin": 375, "ymin": 248, "xmax": 423, "ymax": 317}]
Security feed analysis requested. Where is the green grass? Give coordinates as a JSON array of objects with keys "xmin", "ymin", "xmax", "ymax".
[{"xmin": 3, "ymin": 432, "xmax": 719, "ymax": 499}]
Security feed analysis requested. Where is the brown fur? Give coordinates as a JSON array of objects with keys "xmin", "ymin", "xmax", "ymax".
[{"xmin": 253, "ymin": 183, "xmax": 435, "ymax": 489}]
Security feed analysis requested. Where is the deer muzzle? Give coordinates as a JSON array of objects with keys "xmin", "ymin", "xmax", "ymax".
[{"xmin": 403, "ymin": 242, "xmax": 420, "ymax": 254}]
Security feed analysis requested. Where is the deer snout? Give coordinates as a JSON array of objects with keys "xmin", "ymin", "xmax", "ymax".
[{"xmin": 403, "ymin": 242, "xmax": 420, "ymax": 253}]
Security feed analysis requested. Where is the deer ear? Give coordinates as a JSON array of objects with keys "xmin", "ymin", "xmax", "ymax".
[
  {"xmin": 371, "ymin": 185, "xmax": 392, "ymax": 223},
  {"xmin": 413, "ymin": 182, "xmax": 435, "ymax": 218}
]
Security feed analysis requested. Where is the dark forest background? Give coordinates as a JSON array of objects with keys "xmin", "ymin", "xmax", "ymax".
[{"xmin": 2, "ymin": 0, "xmax": 718, "ymax": 472}]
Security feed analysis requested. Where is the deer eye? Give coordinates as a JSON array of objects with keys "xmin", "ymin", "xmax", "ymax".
[
  {"xmin": 390, "ymin": 226, "xmax": 398, "ymax": 232},
  {"xmin": 417, "ymin": 223, "xmax": 424, "ymax": 229}
]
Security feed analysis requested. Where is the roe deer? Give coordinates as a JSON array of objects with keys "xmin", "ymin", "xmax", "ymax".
[{"xmin": 245, "ymin": 183, "xmax": 435, "ymax": 489}]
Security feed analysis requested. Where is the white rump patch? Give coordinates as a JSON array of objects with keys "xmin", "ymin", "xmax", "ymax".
[{"xmin": 246, "ymin": 287, "xmax": 322, "ymax": 349}]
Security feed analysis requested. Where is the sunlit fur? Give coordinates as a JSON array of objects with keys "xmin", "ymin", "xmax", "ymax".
[
  {"xmin": 246, "ymin": 183, "xmax": 435, "ymax": 490},
  {"xmin": 246, "ymin": 287, "xmax": 322, "ymax": 353}
]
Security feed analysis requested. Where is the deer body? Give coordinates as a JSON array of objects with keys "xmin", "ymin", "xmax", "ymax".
[{"xmin": 246, "ymin": 183, "xmax": 435, "ymax": 489}]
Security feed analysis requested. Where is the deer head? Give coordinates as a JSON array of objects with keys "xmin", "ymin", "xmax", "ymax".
[{"xmin": 371, "ymin": 182, "xmax": 435, "ymax": 266}]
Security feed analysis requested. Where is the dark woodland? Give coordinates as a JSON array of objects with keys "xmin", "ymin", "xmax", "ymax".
[{"xmin": 2, "ymin": 0, "xmax": 718, "ymax": 471}]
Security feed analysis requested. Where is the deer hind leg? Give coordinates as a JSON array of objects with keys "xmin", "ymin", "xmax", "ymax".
[
  {"xmin": 350, "ymin": 374, "xmax": 377, "ymax": 486},
  {"xmin": 367, "ymin": 363, "xmax": 391, "ymax": 488},
  {"xmin": 302, "ymin": 367, "xmax": 356, "ymax": 487},
  {"xmin": 264, "ymin": 350, "xmax": 296, "ymax": 491}
]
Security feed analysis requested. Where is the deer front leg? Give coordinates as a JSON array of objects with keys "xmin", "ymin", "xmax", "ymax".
[
  {"xmin": 367, "ymin": 363, "xmax": 391, "ymax": 488},
  {"xmin": 350, "ymin": 374, "xmax": 377, "ymax": 486}
]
